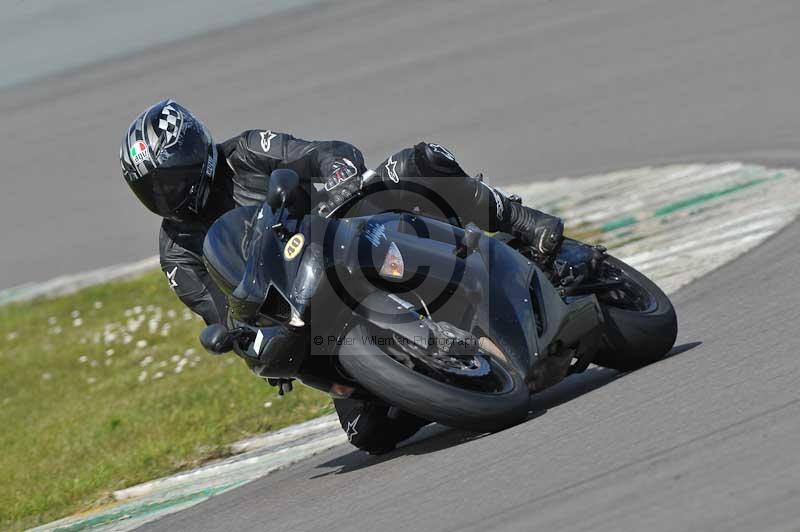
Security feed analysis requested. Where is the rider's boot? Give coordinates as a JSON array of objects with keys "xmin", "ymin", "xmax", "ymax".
[
  {"xmin": 502, "ymin": 200, "xmax": 565, "ymax": 258},
  {"xmin": 469, "ymin": 176, "xmax": 564, "ymax": 258},
  {"xmin": 333, "ymin": 398, "xmax": 428, "ymax": 455}
]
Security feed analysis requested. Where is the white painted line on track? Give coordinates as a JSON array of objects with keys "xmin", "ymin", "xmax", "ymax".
[{"xmin": 30, "ymin": 163, "xmax": 800, "ymax": 531}]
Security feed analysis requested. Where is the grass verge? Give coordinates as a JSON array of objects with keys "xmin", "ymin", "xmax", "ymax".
[{"xmin": 0, "ymin": 270, "xmax": 334, "ymax": 531}]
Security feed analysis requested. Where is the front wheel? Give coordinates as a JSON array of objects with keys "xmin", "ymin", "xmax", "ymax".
[
  {"xmin": 592, "ymin": 256, "xmax": 678, "ymax": 371},
  {"xmin": 338, "ymin": 323, "xmax": 530, "ymax": 432}
]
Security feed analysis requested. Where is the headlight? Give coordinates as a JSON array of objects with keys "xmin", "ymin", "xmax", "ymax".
[{"xmin": 379, "ymin": 242, "xmax": 405, "ymax": 279}]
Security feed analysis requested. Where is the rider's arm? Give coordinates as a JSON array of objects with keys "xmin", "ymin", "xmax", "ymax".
[
  {"xmin": 159, "ymin": 220, "xmax": 226, "ymax": 325},
  {"xmin": 225, "ymin": 130, "xmax": 366, "ymax": 190}
]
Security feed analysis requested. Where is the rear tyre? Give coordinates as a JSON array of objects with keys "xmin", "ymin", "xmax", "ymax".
[
  {"xmin": 592, "ymin": 256, "xmax": 678, "ymax": 371},
  {"xmin": 339, "ymin": 323, "xmax": 530, "ymax": 432}
]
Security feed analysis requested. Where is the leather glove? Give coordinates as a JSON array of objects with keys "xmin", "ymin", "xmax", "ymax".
[{"xmin": 317, "ymin": 171, "xmax": 362, "ymax": 216}]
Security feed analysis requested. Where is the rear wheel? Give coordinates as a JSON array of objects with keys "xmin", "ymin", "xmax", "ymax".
[
  {"xmin": 591, "ymin": 256, "xmax": 678, "ymax": 371},
  {"xmin": 338, "ymin": 323, "xmax": 530, "ymax": 432}
]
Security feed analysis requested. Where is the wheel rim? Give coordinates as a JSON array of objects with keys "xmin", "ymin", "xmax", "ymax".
[
  {"xmin": 381, "ymin": 332, "xmax": 517, "ymax": 394},
  {"xmin": 595, "ymin": 262, "xmax": 658, "ymax": 313}
]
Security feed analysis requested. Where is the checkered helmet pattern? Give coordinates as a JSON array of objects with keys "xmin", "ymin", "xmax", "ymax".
[
  {"xmin": 158, "ymin": 104, "xmax": 182, "ymax": 148},
  {"xmin": 120, "ymin": 99, "xmax": 196, "ymax": 182}
]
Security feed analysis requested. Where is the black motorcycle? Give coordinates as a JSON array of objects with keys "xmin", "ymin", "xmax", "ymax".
[{"xmin": 200, "ymin": 170, "xmax": 677, "ymax": 432}]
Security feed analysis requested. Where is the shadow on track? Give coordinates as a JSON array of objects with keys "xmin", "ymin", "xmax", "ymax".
[{"xmin": 312, "ymin": 342, "xmax": 702, "ymax": 477}]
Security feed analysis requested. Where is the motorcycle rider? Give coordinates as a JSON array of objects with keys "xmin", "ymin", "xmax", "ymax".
[{"xmin": 120, "ymin": 99, "xmax": 564, "ymax": 453}]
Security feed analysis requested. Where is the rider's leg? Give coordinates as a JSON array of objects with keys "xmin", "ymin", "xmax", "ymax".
[{"xmin": 372, "ymin": 142, "xmax": 564, "ymax": 257}]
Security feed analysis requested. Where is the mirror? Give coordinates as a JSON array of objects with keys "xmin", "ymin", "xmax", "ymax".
[
  {"xmin": 267, "ymin": 169, "xmax": 304, "ymax": 212},
  {"xmin": 199, "ymin": 324, "xmax": 234, "ymax": 354}
]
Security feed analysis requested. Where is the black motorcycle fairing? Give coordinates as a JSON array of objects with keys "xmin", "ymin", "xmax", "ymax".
[
  {"xmin": 204, "ymin": 204, "xmax": 309, "ymax": 366},
  {"xmin": 203, "ymin": 203, "xmax": 605, "ymax": 390},
  {"xmin": 354, "ymin": 292, "xmax": 435, "ymax": 351},
  {"xmin": 472, "ymin": 234, "xmax": 540, "ymax": 376},
  {"xmin": 335, "ymin": 212, "xmax": 543, "ymax": 379},
  {"xmin": 204, "ymin": 205, "xmax": 333, "ymax": 320}
]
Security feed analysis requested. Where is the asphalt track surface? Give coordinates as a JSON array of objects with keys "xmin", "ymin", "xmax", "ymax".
[
  {"xmin": 131, "ymin": 1, "xmax": 800, "ymax": 530},
  {"xmin": 140, "ymin": 222, "xmax": 800, "ymax": 532},
  {"xmin": 1, "ymin": 0, "xmax": 799, "ymax": 288},
  {"xmin": 6, "ymin": 0, "xmax": 799, "ymax": 529}
]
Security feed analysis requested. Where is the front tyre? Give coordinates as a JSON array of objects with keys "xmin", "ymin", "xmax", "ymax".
[
  {"xmin": 593, "ymin": 256, "xmax": 678, "ymax": 371},
  {"xmin": 338, "ymin": 323, "xmax": 530, "ymax": 433}
]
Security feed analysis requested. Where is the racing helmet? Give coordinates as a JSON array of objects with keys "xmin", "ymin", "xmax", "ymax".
[{"xmin": 120, "ymin": 99, "xmax": 217, "ymax": 221}]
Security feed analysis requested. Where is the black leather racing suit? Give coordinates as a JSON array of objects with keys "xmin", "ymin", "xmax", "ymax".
[
  {"xmin": 160, "ymin": 129, "xmax": 367, "ymax": 325},
  {"xmin": 159, "ymin": 131, "xmax": 511, "ymax": 454}
]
